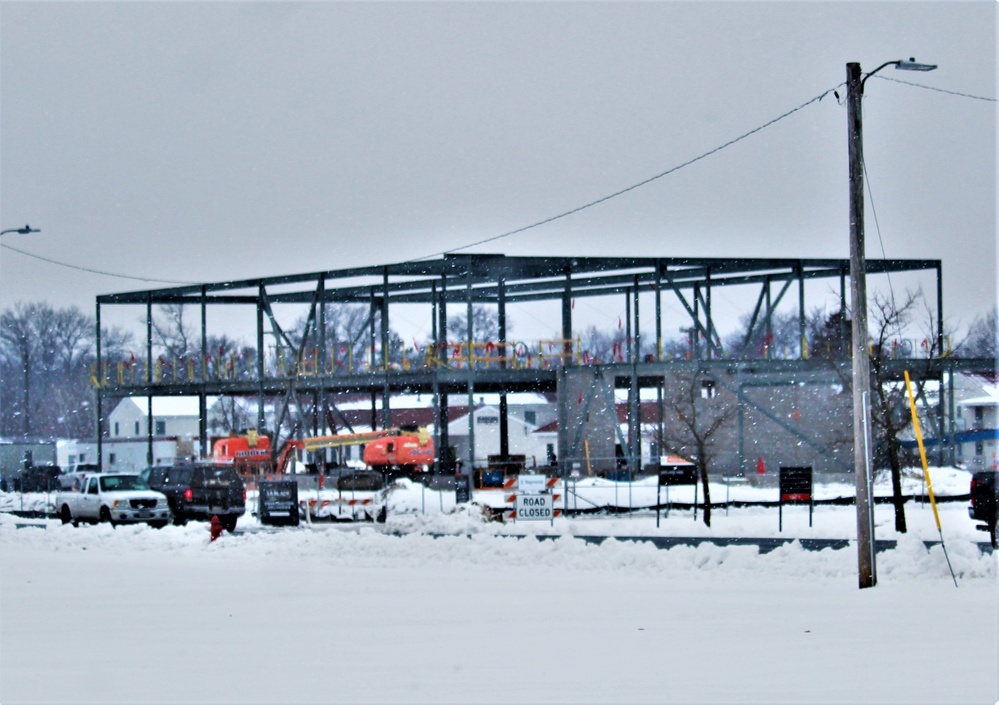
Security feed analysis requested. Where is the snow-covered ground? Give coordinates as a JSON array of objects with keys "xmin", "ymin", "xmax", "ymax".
[{"xmin": 1, "ymin": 467, "xmax": 996, "ymax": 704}]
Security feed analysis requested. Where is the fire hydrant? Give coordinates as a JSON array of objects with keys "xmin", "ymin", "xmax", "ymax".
[{"xmin": 209, "ymin": 514, "xmax": 224, "ymax": 542}]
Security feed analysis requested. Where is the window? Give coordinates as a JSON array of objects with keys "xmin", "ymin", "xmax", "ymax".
[
  {"xmin": 524, "ymin": 411, "xmax": 537, "ymax": 426},
  {"xmin": 700, "ymin": 381, "xmax": 717, "ymax": 399},
  {"xmin": 975, "ymin": 441, "xmax": 984, "ymax": 456},
  {"xmin": 114, "ymin": 422, "xmax": 119, "ymax": 436},
  {"xmin": 155, "ymin": 420, "xmax": 166, "ymax": 435},
  {"xmin": 477, "ymin": 416, "xmax": 499, "ymax": 425},
  {"xmin": 134, "ymin": 421, "xmax": 140, "ymax": 435},
  {"xmin": 109, "ymin": 453, "xmax": 116, "ymax": 465},
  {"xmin": 975, "ymin": 407, "xmax": 984, "ymax": 428}
]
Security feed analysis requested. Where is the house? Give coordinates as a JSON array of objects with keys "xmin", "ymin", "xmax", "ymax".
[
  {"xmin": 954, "ymin": 373, "xmax": 999, "ymax": 470},
  {"xmin": 56, "ymin": 439, "xmax": 97, "ymax": 469},
  {"xmin": 446, "ymin": 404, "xmax": 558, "ymax": 470},
  {"xmin": 108, "ymin": 397, "xmax": 200, "ymax": 440}
]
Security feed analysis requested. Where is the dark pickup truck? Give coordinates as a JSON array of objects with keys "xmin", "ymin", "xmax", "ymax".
[
  {"xmin": 141, "ymin": 464, "xmax": 246, "ymax": 532},
  {"xmin": 968, "ymin": 470, "xmax": 998, "ymax": 548}
]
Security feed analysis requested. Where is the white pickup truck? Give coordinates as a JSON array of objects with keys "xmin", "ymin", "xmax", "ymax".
[{"xmin": 57, "ymin": 473, "xmax": 172, "ymax": 528}]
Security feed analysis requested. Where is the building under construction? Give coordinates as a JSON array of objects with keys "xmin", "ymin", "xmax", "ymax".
[{"xmin": 93, "ymin": 253, "xmax": 985, "ymax": 480}]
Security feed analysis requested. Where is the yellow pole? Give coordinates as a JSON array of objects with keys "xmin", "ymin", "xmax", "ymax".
[
  {"xmin": 903, "ymin": 370, "xmax": 942, "ymax": 532},
  {"xmin": 905, "ymin": 369, "xmax": 959, "ymax": 587},
  {"xmin": 584, "ymin": 439, "xmax": 592, "ymax": 477}
]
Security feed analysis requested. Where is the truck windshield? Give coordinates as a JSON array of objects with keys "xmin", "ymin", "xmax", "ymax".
[{"xmin": 100, "ymin": 475, "xmax": 150, "ymax": 492}]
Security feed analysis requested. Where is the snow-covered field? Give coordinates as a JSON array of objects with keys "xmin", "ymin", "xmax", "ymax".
[{"xmin": 1, "ymin": 468, "xmax": 996, "ymax": 704}]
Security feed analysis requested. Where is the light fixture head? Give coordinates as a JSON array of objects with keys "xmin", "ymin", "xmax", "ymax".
[{"xmin": 896, "ymin": 57, "xmax": 937, "ymax": 72}]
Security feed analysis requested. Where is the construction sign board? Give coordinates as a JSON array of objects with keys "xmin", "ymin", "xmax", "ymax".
[
  {"xmin": 517, "ymin": 474, "xmax": 547, "ymax": 494},
  {"xmin": 516, "ymin": 492, "xmax": 554, "ymax": 521}
]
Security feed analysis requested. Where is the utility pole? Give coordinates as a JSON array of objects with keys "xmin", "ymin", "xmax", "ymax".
[
  {"xmin": 847, "ymin": 61, "xmax": 877, "ymax": 588},
  {"xmin": 845, "ymin": 57, "xmax": 937, "ymax": 589}
]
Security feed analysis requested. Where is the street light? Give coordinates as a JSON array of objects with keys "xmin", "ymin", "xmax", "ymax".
[
  {"xmin": 0, "ymin": 225, "xmax": 40, "ymax": 236},
  {"xmin": 0, "ymin": 224, "xmax": 42, "ymax": 436},
  {"xmin": 846, "ymin": 58, "xmax": 936, "ymax": 589}
]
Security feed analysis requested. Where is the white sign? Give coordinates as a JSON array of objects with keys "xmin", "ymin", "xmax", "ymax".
[
  {"xmin": 517, "ymin": 474, "xmax": 547, "ymax": 494},
  {"xmin": 515, "ymin": 493, "xmax": 553, "ymax": 521}
]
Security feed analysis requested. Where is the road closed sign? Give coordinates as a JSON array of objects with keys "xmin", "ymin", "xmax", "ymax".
[{"xmin": 516, "ymin": 493, "xmax": 553, "ymax": 521}]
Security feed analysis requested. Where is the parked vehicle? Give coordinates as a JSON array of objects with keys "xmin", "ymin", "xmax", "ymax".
[
  {"xmin": 12, "ymin": 465, "xmax": 62, "ymax": 493},
  {"xmin": 968, "ymin": 470, "xmax": 998, "ymax": 548},
  {"xmin": 56, "ymin": 473, "xmax": 170, "ymax": 527},
  {"xmin": 141, "ymin": 464, "xmax": 246, "ymax": 532},
  {"xmin": 58, "ymin": 464, "xmax": 101, "ymax": 491}
]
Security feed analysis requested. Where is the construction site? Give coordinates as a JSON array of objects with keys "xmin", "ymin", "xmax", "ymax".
[{"xmin": 91, "ymin": 253, "xmax": 990, "ymax": 486}]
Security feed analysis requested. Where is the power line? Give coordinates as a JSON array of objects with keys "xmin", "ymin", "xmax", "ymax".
[
  {"xmin": 872, "ymin": 75, "xmax": 997, "ymax": 102},
  {"xmin": 411, "ymin": 85, "xmax": 843, "ymax": 261},
  {"xmin": 0, "ymin": 242, "xmax": 199, "ymax": 285}
]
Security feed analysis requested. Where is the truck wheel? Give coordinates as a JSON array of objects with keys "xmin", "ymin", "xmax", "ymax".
[
  {"xmin": 149, "ymin": 520, "xmax": 168, "ymax": 529},
  {"xmin": 172, "ymin": 515, "xmax": 188, "ymax": 526},
  {"xmin": 60, "ymin": 505, "xmax": 76, "ymax": 527},
  {"xmin": 223, "ymin": 515, "xmax": 238, "ymax": 533},
  {"xmin": 99, "ymin": 506, "xmax": 116, "ymax": 528}
]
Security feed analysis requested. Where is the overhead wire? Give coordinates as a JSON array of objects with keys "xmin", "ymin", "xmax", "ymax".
[
  {"xmin": 4, "ymin": 77, "xmax": 987, "ymax": 285},
  {"xmin": 409, "ymin": 85, "xmax": 844, "ymax": 262},
  {"xmin": 0, "ymin": 241, "xmax": 199, "ymax": 285},
  {"xmin": 871, "ymin": 75, "xmax": 996, "ymax": 102}
]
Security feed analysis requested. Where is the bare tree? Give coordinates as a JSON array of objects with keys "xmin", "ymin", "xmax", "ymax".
[
  {"xmin": 957, "ymin": 306, "xmax": 998, "ymax": 358},
  {"xmin": 0, "ymin": 302, "xmax": 133, "ymax": 438},
  {"xmin": 150, "ymin": 303, "xmax": 195, "ymax": 359},
  {"xmin": 448, "ymin": 304, "xmax": 502, "ymax": 343},
  {"xmin": 660, "ymin": 368, "xmax": 739, "ymax": 527}
]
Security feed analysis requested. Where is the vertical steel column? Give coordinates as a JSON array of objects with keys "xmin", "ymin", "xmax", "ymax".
[
  {"xmin": 466, "ymin": 274, "xmax": 475, "ymax": 491},
  {"xmin": 498, "ymin": 277, "xmax": 509, "ymax": 462},
  {"xmin": 146, "ymin": 293, "xmax": 153, "ymax": 467},
  {"xmin": 369, "ymin": 287, "xmax": 377, "ymax": 430},
  {"xmin": 798, "ymin": 262, "xmax": 807, "ymax": 359},
  {"xmin": 431, "ymin": 281, "xmax": 441, "ymax": 474},
  {"xmin": 95, "ymin": 302, "xmax": 103, "ymax": 469},
  {"xmin": 438, "ymin": 274, "xmax": 450, "ymax": 472},
  {"xmin": 562, "ymin": 267, "xmax": 573, "ymax": 366},
  {"xmin": 318, "ymin": 276, "xmax": 328, "ymax": 438},
  {"xmin": 631, "ymin": 279, "xmax": 641, "ymax": 471},
  {"xmin": 655, "ymin": 262, "xmax": 663, "ymax": 361},
  {"xmin": 693, "ymin": 284, "xmax": 700, "ymax": 360},
  {"xmin": 256, "ymin": 283, "xmax": 265, "ymax": 433},
  {"xmin": 705, "ymin": 267, "xmax": 713, "ymax": 360},
  {"xmin": 948, "ymin": 365, "xmax": 956, "ymax": 466},
  {"xmin": 382, "ymin": 269, "xmax": 391, "ymax": 430},
  {"xmin": 765, "ymin": 281, "xmax": 773, "ymax": 359},
  {"xmin": 936, "ymin": 262, "xmax": 945, "ymax": 464},
  {"xmin": 200, "ymin": 286, "xmax": 208, "ymax": 456}
]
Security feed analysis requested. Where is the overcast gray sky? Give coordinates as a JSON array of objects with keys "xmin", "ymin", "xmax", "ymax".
[{"xmin": 1, "ymin": 1, "xmax": 995, "ymax": 342}]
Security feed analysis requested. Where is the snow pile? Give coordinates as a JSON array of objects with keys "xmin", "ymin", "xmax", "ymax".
[{"xmin": 2, "ymin": 512, "xmax": 994, "ymax": 582}]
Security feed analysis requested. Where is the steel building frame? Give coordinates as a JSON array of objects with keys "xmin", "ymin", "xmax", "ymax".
[{"xmin": 96, "ymin": 253, "xmax": 965, "ymax": 475}]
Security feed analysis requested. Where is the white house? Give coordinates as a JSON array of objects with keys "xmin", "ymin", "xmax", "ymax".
[
  {"xmin": 446, "ymin": 405, "xmax": 557, "ymax": 469},
  {"xmin": 56, "ymin": 439, "xmax": 97, "ymax": 469},
  {"xmin": 108, "ymin": 397, "xmax": 201, "ymax": 440},
  {"xmin": 954, "ymin": 374, "xmax": 999, "ymax": 470}
]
